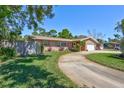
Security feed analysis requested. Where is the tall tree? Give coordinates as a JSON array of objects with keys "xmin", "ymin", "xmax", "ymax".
[
  {"xmin": 114, "ymin": 34, "xmax": 121, "ymax": 40},
  {"xmin": 87, "ymin": 29, "xmax": 105, "ymax": 40},
  {"xmin": 48, "ymin": 29, "xmax": 57, "ymax": 37},
  {"xmin": 115, "ymin": 19, "xmax": 124, "ymax": 55},
  {"xmin": 58, "ymin": 29, "xmax": 73, "ymax": 39},
  {"xmin": 74, "ymin": 35, "xmax": 78, "ymax": 39},
  {"xmin": 113, "ymin": 34, "xmax": 121, "ymax": 42},
  {"xmin": 32, "ymin": 30, "xmax": 39, "ymax": 35},
  {"xmin": 115, "ymin": 20, "xmax": 124, "ymax": 36},
  {"xmin": 107, "ymin": 34, "xmax": 121, "ymax": 43},
  {"xmin": 23, "ymin": 35, "xmax": 32, "ymax": 41},
  {"xmin": 0, "ymin": 5, "xmax": 54, "ymax": 42},
  {"xmin": 87, "ymin": 29, "xmax": 105, "ymax": 44},
  {"xmin": 39, "ymin": 28, "xmax": 51, "ymax": 36},
  {"xmin": 32, "ymin": 28, "xmax": 57, "ymax": 37}
]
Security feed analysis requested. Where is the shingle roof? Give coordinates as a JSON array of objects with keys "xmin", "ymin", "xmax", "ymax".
[
  {"xmin": 31, "ymin": 35, "xmax": 99, "ymax": 43},
  {"xmin": 32, "ymin": 35, "xmax": 73, "ymax": 42},
  {"xmin": 110, "ymin": 42, "xmax": 120, "ymax": 44},
  {"xmin": 72, "ymin": 36, "xmax": 99, "ymax": 43}
]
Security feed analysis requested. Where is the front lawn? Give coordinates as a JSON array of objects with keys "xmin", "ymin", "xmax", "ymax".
[
  {"xmin": 86, "ymin": 53, "xmax": 124, "ymax": 71},
  {"xmin": 0, "ymin": 51, "xmax": 77, "ymax": 88}
]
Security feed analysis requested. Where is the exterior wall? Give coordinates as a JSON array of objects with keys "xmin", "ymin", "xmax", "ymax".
[
  {"xmin": 84, "ymin": 39, "xmax": 98, "ymax": 51},
  {"xmin": 72, "ymin": 39, "xmax": 101, "ymax": 51},
  {"xmin": 36, "ymin": 39, "xmax": 72, "ymax": 51},
  {"xmin": 85, "ymin": 39, "xmax": 96, "ymax": 51},
  {"xmin": 85, "ymin": 39, "xmax": 96, "ymax": 45},
  {"xmin": 100, "ymin": 44, "xmax": 104, "ymax": 50},
  {"xmin": 44, "ymin": 46, "xmax": 69, "ymax": 51},
  {"xmin": 35, "ymin": 38, "xmax": 101, "ymax": 51}
]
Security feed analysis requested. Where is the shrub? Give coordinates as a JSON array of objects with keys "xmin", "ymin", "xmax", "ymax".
[
  {"xmin": 69, "ymin": 48, "xmax": 79, "ymax": 52},
  {"xmin": 46, "ymin": 75, "xmax": 59, "ymax": 88},
  {"xmin": 48, "ymin": 47, "xmax": 52, "ymax": 51},
  {"xmin": 59, "ymin": 47, "xmax": 64, "ymax": 51},
  {"xmin": 70, "ymin": 41, "xmax": 83, "ymax": 52},
  {"xmin": 0, "ymin": 47, "xmax": 16, "ymax": 57},
  {"xmin": 80, "ymin": 41, "xmax": 85, "ymax": 46},
  {"xmin": 69, "ymin": 44, "xmax": 80, "ymax": 52}
]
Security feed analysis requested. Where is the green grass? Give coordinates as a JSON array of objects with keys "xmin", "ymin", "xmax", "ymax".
[
  {"xmin": 0, "ymin": 51, "xmax": 77, "ymax": 88},
  {"xmin": 86, "ymin": 53, "xmax": 124, "ymax": 71}
]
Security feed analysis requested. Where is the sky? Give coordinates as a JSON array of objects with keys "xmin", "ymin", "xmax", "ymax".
[{"xmin": 22, "ymin": 5, "xmax": 124, "ymax": 40}]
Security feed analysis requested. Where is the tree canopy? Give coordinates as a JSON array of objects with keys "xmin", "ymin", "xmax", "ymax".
[
  {"xmin": 48, "ymin": 29, "xmax": 57, "ymax": 37},
  {"xmin": 32, "ymin": 28, "xmax": 74, "ymax": 39},
  {"xmin": 58, "ymin": 29, "xmax": 73, "ymax": 39},
  {"xmin": 87, "ymin": 29, "xmax": 105, "ymax": 39},
  {"xmin": 115, "ymin": 19, "xmax": 124, "ymax": 36},
  {"xmin": 87, "ymin": 29, "xmax": 105, "ymax": 44},
  {"xmin": 0, "ymin": 5, "xmax": 54, "ymax": 41},
  {"xmin": 115, "ymin": 19, "xmax": 124, "ymax": 55}
]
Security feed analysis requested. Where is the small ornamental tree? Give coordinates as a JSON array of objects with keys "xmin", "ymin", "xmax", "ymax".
[
  {"xmin": 70, "ymin": 41, "xmax": 85, "ymax": 52},
  {"xmin": 80, "ymin": 40, "xmax": 85, "ymax": 46}
]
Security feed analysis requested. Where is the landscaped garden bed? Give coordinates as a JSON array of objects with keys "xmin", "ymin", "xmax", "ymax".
[
  {"xmin": 0, "ymin": 51, "xmax": 77, "ymax": 88},
  {"xmin": 86, "ymin": 53, "xmax": 124, "ymax": 71}
]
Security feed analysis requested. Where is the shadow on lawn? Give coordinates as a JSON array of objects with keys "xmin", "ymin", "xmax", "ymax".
[
  {"xmin": 1, "ymin": 54, "xmax": 52, "ymax": 63},
  {"xmin": 0, "ymin": 56, "xmax": 10, "ymax": 62},
  {"xmin": 0, "ymin": 55, "xmax": 65, "ymax": 88},
  {"xmin": 15, "ymin": 54, "xmax": 52, "ymax": 63},
  {"xmin": 108, "ymin": 54, "xmax": 124, "ymax": 60}
]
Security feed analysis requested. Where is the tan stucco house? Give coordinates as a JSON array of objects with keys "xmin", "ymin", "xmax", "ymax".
[{"xmin": 31, "ymin": 35, "xmax": 102, "ymax": 51}]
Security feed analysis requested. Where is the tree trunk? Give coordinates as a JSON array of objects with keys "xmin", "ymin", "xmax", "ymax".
[{"xmin": 120, "ymin": 38, "xmax": 124, "ymax": 58}]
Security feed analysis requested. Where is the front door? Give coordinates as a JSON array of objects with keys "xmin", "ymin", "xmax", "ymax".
[{"xmin": 81, "ymin": 46, "xmax": 85, "ymax": 51}]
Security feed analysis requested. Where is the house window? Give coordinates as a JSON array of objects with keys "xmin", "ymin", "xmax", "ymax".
[
  {"xmin": 61, "ymin": 42, "xmax": 67, "ymax": 47},
  {"xmin": 49, "ymin": 41, "xmax": 61, "ymax": 47},
  {"xmin": 43, "ymin": 40, "xmax": 49, "ymax": 46},
  {"xmin": 55, "ymin": 42, "xmax": 60, "ymax": 47},
  {"xmin": 40, "ymin": 41, "xmax": 43, "ymax": 45},
  {"xmin": 50, "ymin": 41, "xmax": 55, "ymax": 46}
]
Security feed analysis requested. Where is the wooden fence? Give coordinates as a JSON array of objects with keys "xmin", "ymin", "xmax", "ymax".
[{"xmin": 1, "ymin": 41, "xmax": 41, "ymax": 56}]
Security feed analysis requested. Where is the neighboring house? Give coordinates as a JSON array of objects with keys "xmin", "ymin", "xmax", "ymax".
[
  {"xmin": 104, "ymin": 42, "xmax": 120, "ymax": 50},
  {"xmin": 31, "ymin": 35, "xmax": 102, "ymax": 51},
  {"xmin": 110, "ymin": 42, "xmax": 120, "ymax": 50}
]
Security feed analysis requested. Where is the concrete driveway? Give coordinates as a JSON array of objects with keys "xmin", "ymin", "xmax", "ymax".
[{"xmin": 59, "ymin": 50, "xmax": 124, "ymax": 88}]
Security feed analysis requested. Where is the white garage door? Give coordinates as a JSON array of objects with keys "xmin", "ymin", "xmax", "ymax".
[{"xmin": 87, "ymin": 44, "xmax": 95, "ymax": 51}]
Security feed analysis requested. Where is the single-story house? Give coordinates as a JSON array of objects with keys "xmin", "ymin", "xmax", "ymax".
[
  {"xmin": 105, "ymin": 42, "xmax": 120, "ymax": 50},
  {"xmin": 31, "ymin": 35, "xmax": 102, "ymax": 51}
]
